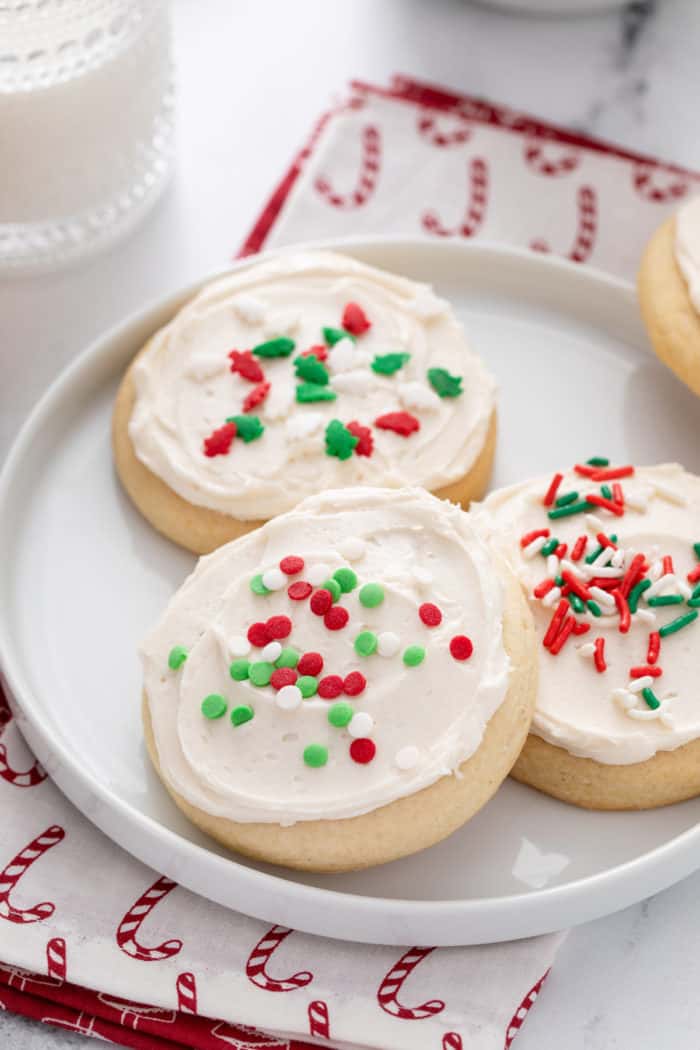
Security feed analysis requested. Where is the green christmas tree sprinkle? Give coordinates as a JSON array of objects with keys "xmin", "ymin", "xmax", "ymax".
[
  {"xmin": 252, "ymin": 337, "xmax": 295, "ymax": 358},
  {"xmin": 225, "ymin": 415, "xmax": 265, "ymax": 442},
  {"xmin": 323, "ymin": 326, "xmax": 355, "ymax": 346},
  {"xmin": 427, "ymin": 367, "xmax": 463, "ymax": 398},
  {"xmin": 296, "ymin": 383, "xmax": 337, "ymax": 403},
  {"xmin": 294, "ymin": 355, "xmax": 329, "ymax": 385},
  {"xmin": 371, "ymin": 352, "xmax": 410, "ymax": 376},
  {"xmin": 325, "ymin": 419, "xmax": 359, "ymax": 460}
]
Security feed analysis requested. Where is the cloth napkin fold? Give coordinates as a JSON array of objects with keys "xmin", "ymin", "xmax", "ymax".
[{"xmin": 1, "ymin": 73, "xmax": 695, "ymax": 1050}]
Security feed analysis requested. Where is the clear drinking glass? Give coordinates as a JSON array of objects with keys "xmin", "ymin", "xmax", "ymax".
[{"xmin": 0, "ymin": 0, "xmax": 174, "ymax": 273}]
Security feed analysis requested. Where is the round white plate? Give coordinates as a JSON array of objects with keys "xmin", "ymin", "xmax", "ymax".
[{"xmin": 2, "ymin": 240, "xmax": 700, "ymax": 947}]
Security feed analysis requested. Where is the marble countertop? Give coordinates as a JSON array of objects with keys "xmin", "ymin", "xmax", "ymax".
[{"xmin": 2, "ymin": 0, "xmax": 700, "ymax": 1046}]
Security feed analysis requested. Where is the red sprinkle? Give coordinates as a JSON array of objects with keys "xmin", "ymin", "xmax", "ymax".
[
  {"xmin": 280, "ymin": 555, "xmax": 304, "ymax": 576},
  {"xmin": 301, "ymin": 344, "xmax": 328, "ymax": 361},
  {"xmin": 574, "ymin": 464, "xmax": 598, "ymax": 478},
  {"xmin": 229, "ymin": 349, "xmax": 264, "ymax": 383},
  {"xmin": 662, "ymin": 555, "xmax": 674, "ymax": 575},
  {"xmin": 203, "ymin": 421, "xmax": 236, "ymax": 457},
  {"xmin": 596, "ymin": 532, "xmax": 618, "ymax": 550},
  {"xmin": 449, "ymin": 635, "xmax": 473, "ymax": 661},
  {"xmin": 586, "ymin": 493, "xmax": 625, "ymax": 516},
  {"xmin": 554, "ymin": 543, "xmax": 568, "ymax": 559},
  {"xmin": 572, "ymin": 622, "xmax": 590, "ymax": 636},
  {"xmin": 346, "ymin": 420, "xmax": 374, "ymax": 457},
  {"xmin": 374, "ymin": 411, "xmax": 420, "ymax": 437},
  {"xmin": 310, "ymin": 589, "xmax": 333, "ymax": 616},
  {"xmin": 647, "ymin": 631, "xmax": 661, "ymax": 665},
  {"xmin": 265, "ymin": 615, "xmax": 292, "ymax": 640},
  {"xmin": 298, "ymin": 652, "xmax": 323, "ymax": 676},
  {"xmin": 612, "ymin": 482, "xmax": 624, "ymax": 508},
  {"xmin": 613, "ymin": 589, "xmax": 631, "ymax": 633},
  {"xmin": 593, "ymin": 637, "xmax": 606, "ymax": 673},
  {"xmin": 630, "ymin": 665, "xmax": 663, "ymax": 678},
  {"xmin": 590, "ymin": 465, "xmax": 635, "ymax": 481},
  {"xmin": 520, "ymin": 528, "xmax": 550, "ymax": 548},
  {"xmin": 247, "ymin": 622, "xmax": 271, "ymax": 647},
  {"xmin": 287, "ymin": 580, "xmax": 312, "ymax": 601},
  {"xmin": 588, "ymin": 576, "xmax": 619, "ymax": 590},
  {"xmin": 549, "ymin": 614, "xmax": 576, "ymax": 655},
  {"xmin": 243, "ymin": 380, "xmax": 270, "ymax": 413},
  {"xmin": 571, "ymin": 535, "xmax": 588, "ymax": 561},
  {"xmin": 324, "ymin": 605, "xmax": 349, "ymax": 631},
  {"xmin": 562, "ymin": 571, "xmax": 592, "ymax": 602},
  {"xmin": 543, "ymin": 600, "xmax": 569, "ymax": 649},
  {"xmin": 343, "ymin": 671, "xmax": 366, "ymax": 696},
  {"xmin": 543, "ymin": 472, "xmax": 564, "ymax": 507},
  {"xmin": 620, "ymin": 553, "xmax": 646, "ymax": 598},
  {"xmin": 342, "ymin": 301, "xmax": 371, "ymax": 335},
  {"xmin": 350, "ymin": 738, "xmax": 376, "ymax": 764},
  {"xmin": 270, "ymin": 667, "xmax": 298, "ymax": 690},
  {"xmin": 419, "ymin": 602, "xmax": 442, "ymax": 627},
  {"xmin": 318, "ymin": 675, "xmax": 344, "ymax": 699},
  {"xmin": 688, "ymin": 566, "xmax": 700, "ymax": 584},
  {"xmin": 533, "ymin": 579, "xmax": 555, "ymax": 599}
]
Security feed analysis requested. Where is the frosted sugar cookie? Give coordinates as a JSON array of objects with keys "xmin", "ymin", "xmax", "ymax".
[
  {"xmin": 475, "ymin": 459, "xmax": 700, "ymax": 810},
  {"xmin": 141, "ymin": 487, "xmax": 536, "ymax": 872},
  {"xmin": 113, "ymin": 251, "xmax": 497, "ymax": 553}
]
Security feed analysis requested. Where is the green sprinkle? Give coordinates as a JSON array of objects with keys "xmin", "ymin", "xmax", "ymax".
[
  {"xmin": 168, "ymin": 645, "xmax": 187, "ymax": 670},
  {"xmin": 333, "ymin": 567, "xmax": 358, "ymax": 593},
  {"xmin": 201, "ymin": 694, "xmax": 227, "ymax": 719},
  {"xmin": 275, "ymin": 647, "xmax": 299, "ymax": 669},
  {"xmin": 555, "ymin": 575, "xmax": 564, "ymax": 586},
  {"xmin": 688, "ymin": 597, "xmax": 700, "ymax": 608},
  {"xmin": 231, "ymin": 704, "xmax": 254, "ymax": 726},
  {"xmin": 229, "ymin": 659, "xmax": 250, "ymax": 681},
  {"xmin": 694, "ymin": 542, "xmax": 700, "ymax": 560},
  {"xmin": 225, "ymin": 415, "xmax": 265, "ymax": 442},
  {"xmin": 321, "ymin": 578, "xmax": 342, "ymax": 602},
  {"xmin": 548, "ymin": 500, "xmax": 593, "ymax": 520},
  {"xmin": 403, "ymin": 645, "xmax": 425, "ymax": 667},
  {"xmin": 659, "ymin": 610, "xmax": 698, "ymax": 638},
  {"xmin": 323, "ymin": 325, "xmax": 355, "ymax": 346},
  {"xmin": 297, "ymin": 675, "xmax": 318, "ymax": 698},
  {"xmin": 554, "ymin": 491, "xmax": 579, "ymax": 508},
  {"xmin": 541, "ymin": 538, "xmax": 559, "ymax": 556},
  {"xmin": 250, "ymin": 573, "xmax": 270, "ymax": 595},
  {"xmin": 371, "ymin": 352, "xmax": 410, "ymax": 375},
  {"xmin": 328, "ymin": 701, "xmax": 354, "ymax": 728},
  {"xmin": 303, "ymin": 743, "xmax": 328, "ymax": 767},
  {"xmin": 692, "ymin": 583, "xmax": 700, "ymax": 600},
  {"xmin": 294, "ymin": 354, "xmax": 329, "ymax": 385},
  {"xmin": 249, "ymin": 662, "xmax": 274, "ymax": 686},
  {"xmin": 359, "ymin": 582, "xmax": 384, "ymax": 608},
  {"xmin": 648, "ymin": 594, "xmax": 684, "ymax": 607},
  {"xmin": 641, "ymin": 687, "xmax": 661, "ymax": 711},
  {"xmin": 427, "ymin": 366, "xmax": 463, "ymax": 398},
  {"xmin": 252, "ymin": 337, "xmax": 295, "ymax": 358},
  {"xmin": 628, "ymin": 578, "xmax": 651, "ymax": 613},
  {"xmin": 324, "ymin": 419, "xmax": 358, "ymax": 460},
  {"xmin": 587, "ymin": 600, "xmax": 602, "ymax": 617},
  {"xmin": 586, "ymin": 456, "xmax": 610, "ymax": 467},
  {"xmin": 600, "ymin": 484, "xmax": 613, "ymax": 500},
  {"xmin": 569, "ymin": 593, "xmax": 585, "ymax": 613},
  {"xmin": 585, "ymin": 545, "xmax": 604, "ymax": 565},
  {"xmin": 296, "ymin": 382, "xmax": 337, "ymax": 403},
  {"xmin": 355, "ymin": 630, "xmax": 378, "ymax": 656}
]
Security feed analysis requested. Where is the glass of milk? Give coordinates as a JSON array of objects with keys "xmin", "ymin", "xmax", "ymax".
[{"xmin": 0, "ymin": 0, "xmax": 174, "ymax": 274}]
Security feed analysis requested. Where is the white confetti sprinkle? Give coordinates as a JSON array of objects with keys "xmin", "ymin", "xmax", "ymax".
[
  {"xmin": 307, "ymin": 563, "xmax": 331, "ymax": 586},
  {"xmin": 261, "ymin": 384, "xmax": 294, "ymax": 422},
  {"xmin": 233, "ymin": 293, "xmax": 266, "ymax": 325},
  {"xmin": 523, "ymin": 536, "xmax": 547, "ymax": 559},
  {"xmin": 276, "ymin": 685, "xmax": 302, "ymax": 710},
  {"xmin": 331, "ymin": 371, "xmax": 374, "ymax": 396},
  {"xmin": 542, "ymin": 587, "xmax": 562, "ymax": 608},
  {"xmin": 629, "ymin": 675, "xmax": 654, "ymax": 693},
  {"xmin": 327, "ymin": 337, "xmax": 356, "ymax": 373},
  {"xmin": 395, "ymin": 745, "xmax": 420, "ymax": 770},
  {"xmin": 185, "ymin": 353, "xmax": 227, "ymax": 380},
  {"xmin": 377, "ymin": 631, "xmax": 401, "ymax": 657},
  {"xmin": 348, "ymin": 712, "xmax": 374, "ymax": 738},
  {"xmin": 546, "ymin": 554, "xmax": 559, "ymax": 576},
  {"xmin": 229, "ymin": 635, "xmax": 251, "ymax": 657},
  {"xmin": 398, "ymin": 381, "xmax": 441, "ymax": 412},
  {"xmin": 261, "ymin": 641, "xmax": 282, "ymax": 663},
  {"xmin": 338, "ymin": 538, "xmax": 366, "ymax": 561},
  {"xmin": 262, "ymin": 568, "xmax": 286, "ymax": 591},
  {"xmin": 653, "ymin": 481, "xmax": 687, "ymax": 506},
  {"xmin": 585, "ymin": 514, "xmax": 606, "ymax": 533},
  {"xmin": 285, "ymin": 412, "xmax": 324, "ymax": 440},
  {"xmin": 576, "ymin": 643, "xmax": 596, "ymax": 658},
  {"xmin": 612, "ymin": 688, "xmax": 637, "ymax": 711}
]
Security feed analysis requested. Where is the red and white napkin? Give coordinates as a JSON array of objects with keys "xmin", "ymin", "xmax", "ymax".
[{"xmin": 1, "ymin": 74, "xmax": 696, "ymax": 1050}]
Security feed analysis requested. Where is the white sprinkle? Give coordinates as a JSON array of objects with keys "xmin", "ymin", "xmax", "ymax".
[
  {"xmin": 327, "ymin": 337, "xmax": 356, "ymax": 373},
  {"xmin": 576, "ymin": 643, "xmax": 596, "ymax": 658},
  {"xmin": 377, "ymin": 631, "xmax": 401, "ymax": 657},
  {"xmin": 285, "ymin": 412, "xmax": 324, "ymax": 440},
  {"xmin": 654, "ymin": 481, "xmax": 687, "ymax": 506},
  {"xmin": 612, "ymin": 688, "xmax": 637, "ymax": 711},
  {"xmin": 611, "ymin": 549, "xmax": 626, "ymax": 568},
  {"xmin": 678, "ymin": 577, "xmax": 692, "ymax": 599},
  {"xmin": 261, "ymin": 384, "xmax": 294, "ymax": 421},
  {"xmin": 591, "ymin": 545, "xmax": 614, "ymax": 568},
  {"xmin": 395, "ymin": 745, "xmax": 420, "ymax": 770},
  {"xmin": 628, "ymin": 700, "xmax": 672, "ymax": 722},
  {"xmin": 229, "ymin": 635, "xmax": 251, "ymax": 657},
  {"xmin": 589, "ymin": 586, "xmax": 615, "ymax": 608},
  {"xmin": 412, "ymin": 567, "xmax": 434, "ymax": 587},
  {"xmin": 338, "ymin": 538, "xmax": 366, "ymax": 562},
  {"xmin": 331, "ymin": 371, "xmax": 374, "ymax": 396},
  {"xmin": 547, "ymin": 554, "xmax": 559, "ymax": 576},
  {"xmin": 348, "ymin": 712, "xmax": 374, "ymax": 738},
  {"xmin": 398, "ymin": 381, "xmax": 441, "ymax": 412},
  {"xmin": 634, "ymin": 609, "xmax": 657, "ymax": 624},
  {"xmin": 276, "ymin": 685, "xmax": 302, "ymax": 710},
  {"xmin": 307, "ymin": 563, "xmax": 331, "ymax": 586},
  {"xmin": 585, "ymin": 514, "xmax": 606, "ymax": 533},
  {"xmin": 629, "ymin": 675, "xmax": 654, "ymax": 693},
  {"xmin": 266, "ymin": 308, "xmax": 300, "ymax": 336},
  {"xmin": 560, "ymin": 558, "xmax": 586, "ymax": 581},
  {"xmin": 646, "ymin": 573, "xmax": 677, "ymax": 599},
  {"xmin": 586, "ymin": 565, "xmax": 623, "ymax": 578},
  {"xmin": 261, "ymin": 641, "xmax": 282, "ymax": 663},
  {"xmin": 233, "ymin": 293, "xmax": 266, "ymax": 325},
  {"xmin": 649, "ymin": 559, "xmax": 663, "ymax": 582},
  {"xmin": 262, "ymin": 568, "xmax": 286, "ymax": 591},
  {"xmin": 624, "ymin": 487, "xmax": 651, "ymax": 512},
  {"xmin": 185, "ymin": 353, "xmax": 227, "ymax": 380},
  {"xmin": 542, "ymin": 587, "xmax": 562, "ymax": 608},
  {"xmin": 523, "ymin": 536, "xmax": 547, "ymax": 559}
]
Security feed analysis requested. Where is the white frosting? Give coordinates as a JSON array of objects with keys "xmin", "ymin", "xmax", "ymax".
[
  {"xmin": 128, "ymin": 252, "xmax": 496, "ymax": 520},
  {"xmin": 142, "ymin": 487, "xmax": 511, "ymax": 824},
  {"xmin": 474, "ymin": 464, "xmax": 700, "ymax": 766},
  {"xmin": 675, "ymin": 196, "xmax": 700, "ymax": 312}
]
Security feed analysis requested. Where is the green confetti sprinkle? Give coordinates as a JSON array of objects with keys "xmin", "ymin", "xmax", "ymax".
[
  {"xmin": 688, "ymin": 597, "xmax": 700, "ymax": 608},
  {"xmin": 323, "ymin": 325, "xmax": 355, "ymax": 346},
  {"xmin": 641, "ymin": 687, "xmax": 661, "ymax": 710},
  {"xmin": 297, "ymin": 675, "xmax": 319, "ymax": 698},
  {"xmin": 275, "ymin": 647, "xmax": 299, "ymax": 669},
  {"xmin": 587, "ymin": 600, "xmax": 602, "ymax": 617},
  {"xmin": 252, "ymin": 337, "xmax": 295, "ymax": 358},
  {"xmin": 229, "ymin": 659, "xmax": 250, "ymax": 681},
  {"xmin": 554, "ymin": 491, "xmax": 579, "ymax": 508},
  {"xmin": 231, "ymin": 704, "xmax": 254, "ymax": 726},
  {"xmin": 403, "ymin": 645, "xmax": 425, "ymax": 667},
  {"xmin": 359, "ymin": 582, "xmax": 384, "ymax": 608},
  {"xmin": 328, "ymin": 701, "xmax": 354, "ymax": 727},
  {"xmin": 294, "ymin": 354, "xmax": 329, "ymax": 385},
  {"xmin": 321, "ymin": 578, "xmax": 342, "ymax": 602},
  {"xmin": 296, "ymin": 382, "xmax": 337, "ymax": 403},
  {"xmin": 168, "ymin": 646, "xmax": 187, "ymax": 671},
  {"xmin": 355, "ymin": 630, "xmax": 378, "ymax": 656},
  {"xmin": 569, "ymin": 593, "xmax": 585, "ymax": 613},
  {"xmin": 628, "ymin": 578, "xmax": 651, "ymax": 613},
  {"xmin": 371, "ymin": 352, "xmax": 410, "ymax": 375},
  {"xmin": 659, "ymin": 610, "xmax": 698, "ymax": 637},
  {"xmin": 548, "ymin": 500, "xmax": 593, "ymax": 520},
  {"xmin": 586, "ymin": 456, "xmax": 610, "ymax": 467},
  {"xmin": 303, "ymin": 743, "xmax": 328, "ymax": 767},
  {"xmin": 249, "ymin": 662, "xmax": 274, "ymax": 686},
  {"xmin": 427, "ymin": 367, "xmax": 463, "ymax": 398},
  {"xmin": 333, "ymin": 567, "xmax": 357, "ymax": 593},
  {"xmin": 325, "ymin": 419, "xmax": 359, "ymax": 460},
  {"xmin": 555, "ymin": 575, "xmax": 564, "ymax": 586},
  {"xmin": 600, "ymin": 484, "xmax": 613, "ymax": 500},
  {"xmin": 541, "ymin": 538, "xmax": 559, "ymax": 556},
  {"xmin": 225, "ymin": 415, "xmax": 265, "ymax": 442},
  {"xmin": 694, "ymin": 542, "xmax": 700, "ymax": 560},
  {"xmin": 648, "ymin": 594, "xmax": 684, "ymax": 607},
  {"xmin": 250, "ymin": 574, "xmax": 270, "ymax": 595},
  {"xmin": 201, "ymin": 694, "xmax": 227, "ymax": 719}
]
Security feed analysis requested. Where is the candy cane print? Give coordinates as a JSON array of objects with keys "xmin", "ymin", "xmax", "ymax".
[
  {"xmin": 97, "ymin": 990, "xmax": 176, "ymax": 1028},
  {"xmin": 308, "ymin": 999, "xmax": 330, "ymax": 1038},
  {"xmin": 523, "ymin": 134, "xmax": 579, "ymax": 177},
  {"xmin": 376, "ymin": 947, "xmax": 445, "ymax": 1019},
  {"xmin": 0, "ymin": 825, "xmax": 64, "ymax": 924},
  {"xmin": 422, "ymin": 158, "xmax": 489, "ymax": 239},
  {"xmin": 443, "ymin": 1034, "xmax": 463, "ymax": 1050},
  {"xmin": 46, "ymin": 937, "xmax": 67, "ymax": 982},
  {"xmin": 314, "ymin": 125, "xmax": 381, "ymax": 209},
  {"xmin": 633, "ymin": 161, "xmax": 691, "ymax": 203},
  {"xmin": 116, "ymin": 875, "xmax": 183, "ymax": 961},
  {"xmin": 0, "ymin": 687, "xmax": 11, "ymax": 731},
  {"xmin": 177, "ymin": 971, "xmax": 198, "ymax": 1014},
  {"xmin": 1, "ymin": 941, "xmax": 65, "ymax": 991},
  {"xmin": 504, "ymin": 969, "xmax": 550, "ymax": 1048},
  {"xmin": 417, "ymin": 109, "xmax": 472, "ymax": 148},
  {"xmin": 0, "ymin": 738, "xmax": 47, "ymax": 789},
  {"xmin": 530, "ymin": 185, "xmax": 597, "ymax": 264},
  {"xmin": 210, "ymin": 1021, "xmax": 290, "ymax": 1048},
  {"xmin": 245, "ymin": 925, "xmax": 313, "ymax": 992}
]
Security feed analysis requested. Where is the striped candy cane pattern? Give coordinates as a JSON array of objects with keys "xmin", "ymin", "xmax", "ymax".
[
  {"xmin": 443, "ymin": 1034, "xmax": 463, "ymax": 1050},
  {"xmin": 0, "ymin": 825, "xmax": 64, "ymax": 924},
  {"xmin": 376, "ymin": 946, "xmax": 445, "ymax": 1019},
  {"xmin": 314, "ymin": 125, "xmax": 381, "ymax": 209},
  {"xmin": 531, "ymin": 185, "xmax": 597, "ymax": 264},
  {"xmin": 417, "ymin": 109, "xmax": 472, "ymax": 148},
  {"xmin": 0, "ymin": 740, "xmax": 47, "ymax": 789},
  {"xmin": 307, "ymin": 999, "xmax": 330, "ymax": 1038},
  {"xmin": 116, "ymin": 875, "xmax": 183, "ymax": 961},
  {"xmin": 176, "ymin": 971, "xmax": 198, "ymax": 1014},
  {"xmin": 524, "ymin": 134, "xmax": 579, "ymax": 177},
  {"xmin": 245, "ymin": 925, "xmax": 313, "ymax": 992},
  {"xmin": 46, "ymin": 938, "xmax": 67, "ymax": 982},
  {"xmin": 422, "ymin": 158, "xmax": 489, "ymax": 239},
  {"xmin": 504, "ymin": 970, "xmax": 550, "ymax": 1048},
  {"xmin": 633, "ymin": 161, "xmax": 690, "ymax": 203}
]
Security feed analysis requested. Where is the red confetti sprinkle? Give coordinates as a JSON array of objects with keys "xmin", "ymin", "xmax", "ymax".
[
  {"xmin": 647, "ymin": 631, "xmax": 661, "ymax": 665},
  {"xmin": 342, "ymin": 302, "xmax": 371, "ymax": 336},
  {"xmin": 662, "ymin": 555, "xmax": 674, "ymax": 575},
  {"xmin": 374, "ymin": 411, "xmax": 420, "ymax": 437},
  {"xmin": 270, "ymin": 667, "xmax": 298, "ymax": 690},
  {"xmin": 586, "ymin": 493, "xmax": 624, "ymax": 516},
  {"xmin": 533, "ymin": 579, "xmax": 555, "ymax": 599},
  {"xmin": 549, "ymin": 614, "xmax": 576, "ymax": 655},
  {"xmin": 298, "ymin": 652, "xmax": 323, "ymax": 676},
  {"xmin": 612, "ymin": 482, "xmax": 624, "ymax": 508},
  {"xmin": 266, "ymin": 615, "xmax": 292, "ymax": 640},
  {"xmin": 593, "ymin": 637, "xmax": 606, "ymax": 673},
  {"xmin": 229, "ymin": 349, "xmax": 264, "ymax": 383},
  {"xmin": 572, "ymin": 622, "xmax": 590, "ymax": 636},
  {"xmin": 203, "ymin": 421, "xmax": 236, "ymax": 457},
  {"xmin": 247, "ymin": 622, "xmax": 271, "ymax": 647},
  {"xmin": 574, "ymin": 464, "xmax": 598, "ymax": 478},
  {"xmin": 543, "ymin": 599, "xmax": 569, "ymax": 649},
  {"xmin": 620, "ymin": 553, "xmax": 646, "ymax": 598},
  {"xmin": 301, "ymin": 344, "xmax": 328, "ymax": 361},
  {"xmin": 243, "ymin": 381, "xmax": 270, "ymax": 413},
  {"xmin": 419, "ymin": 602, "xmax": 442, "ymax": 627},
  {"xmin": 613, "ymin": 589, "xmax": 631, "ymax": 633},
  {"xmin": 450, "ymin": 635, "xmax": 473, "ymax": 661},
  {"xmin": 562, "ymin": 571, "xmax": 592, "ymax": 602},
  {"xmin": 520, "ymin": 528, "xmax": 550, "ymax": 548},
  {"xmin": 346, "ymin": 420, "xmax": 374, "ymax": 457},
  {"xmin": 688, "ymin": 566, "xmax": 700, "ymax": 584},
  {"xmin": 590, "ymin": 465, "xmax": 635, "ymax": 481},
  {"xmin": 280, "ymin": 555, "xmax": 304, "ymax": 575},
  {"xmin": 543, "ymin": 472, "xmax": 564, "ymax": 507},
  {"xmin": 554, "ymin": 543, "xmax": 567, "ymax": 559},
  {"xmin": 587, "ymin": 577, "xmax": 619, "ymax": 591},
  {"xmin": 288, "ymin": 580, "xmax": 312, "ymax": 601},
  {"xmin": 310, "ymin": 589, "xmax": 333, "ymax": 616},
  {"xmin": 350, "ymin": 738, "xmax": 376, "ymax": 764},
  {"xmin": 571, "ymin": 535, "xmax": 588, "ymax": 561},
  {"xmin": 324, "ymin": 605, "xmax": 349, "ymax": 631},
  {"xmin": 596, "ymin": 532, "xmax": 618, "ymax": 550},
  {"xmin": 343, "ymin": 671, "xmax": 366, "ymax": 696},
  {"xmin": 630, "ymin": 665, "xmax": 663, "ymax": 678},
  {"xmin": 318, "ymin": 675, "xmax": 344, "ymax": 699}
]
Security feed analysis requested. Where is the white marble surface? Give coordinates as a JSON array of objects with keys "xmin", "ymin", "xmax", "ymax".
[{"xmin": 2, "ymin": 0, "xmax": 700, "ymax": 1046}]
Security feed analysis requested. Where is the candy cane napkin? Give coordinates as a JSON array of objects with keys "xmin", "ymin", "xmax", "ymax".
[{"xmin": 1, "ymin": 73, "xmax": 696, "ymax": 1050}]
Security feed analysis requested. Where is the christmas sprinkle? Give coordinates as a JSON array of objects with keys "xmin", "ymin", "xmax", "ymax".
[
  {"xmin": 346, "ymin": 420, "xmax": 373, "ymax": 457},
  {"xmin": 168, "ymin": 646, "xmax": 187, "ymax": 670},
  {"xmin": 323, "ymin": 325, "xmax": 355, "ymax": 346},
  {"xmin": 297, "ymin": 676, "xmax": 319, "ymax": 698},
  {"xmin": 243, "ymin": 381, "xmax": 270, "ymax": 412},
  {"xmin": 359, "ymin": 582, "xmax": 384, "ymax": 608},
  {"xmin": 419, "ymin": 602, "xmax": 442, "ymax": 627},
  {"xmin": 252, "ymin": 337, "xmax": 295, "ymax": 358},
  {"xmin": 350, "ymin": 738, "xmax": 376, "ymax": 764},
  {"xmin": 371, "ymin": 352, "xmax": 410, "ymax": 375},
  {"xmin": 328, "ymin": 701, "xmax": 354, "ymax": 727},
  {"xmin": 249, "ymin": 662, "xmax": 274, "ymax": 686},
  {"xmin": 427, "ymin": 367, "xmax": 463, "ymax": 398},
  {"xmin": 225, "ymin": 415, "xmax": 264, "ymax": 442},
  {"xmin": 403, "ymin": 645, "xmax": 425, "ymax": 667},
  {"xmin": 201, "ymin": 694, "xmax": 227, "ymax": 719},
  {"xmin": 250, "ymin": 574, "xmax": 270, "ymax": 595},
  {"xmin": 325, "ymin": 419, "xmax": 359, "ymax": 459},
  {"xmin": 355, "ymin": 630, "xmax": 378, "ymax": 656},
  {"xmin": 450, "ymin": 635, "xmax": 473, "ymax": 660},
  {"xmin": 294, "ymin": 354, "xmax": 329, "ymax": 385},
  {"xmin": 348, "ymin": 711, "xmax": 374, "ymax": 737},
  {"xmin": 231, "ymin": 705, "xmax": 254, "ymax": 727},
  {"xmin": 303, "ymin": 743, "xmax": 328, "ymax": 767},
  {"xmin": 375, "ymin": 411, "xmax": 420, "ymax": 437},
  {"xmin": 203, "ymin": 422, "xmax": 236, "ymax": 457},
  {"xmin": 342, "ymin": 302, "xmax": 371, "ymax": 335},
  {"xmin": 229, "ymin": 349, "xmax": 265, "ymax": 382},
  {"xmin": 296, "ymin": 383, "xmax": 337, "ymax": 403},
  {"xmin": 229, "ymin": 659, "xmax": 250, "ymax": 681}
]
